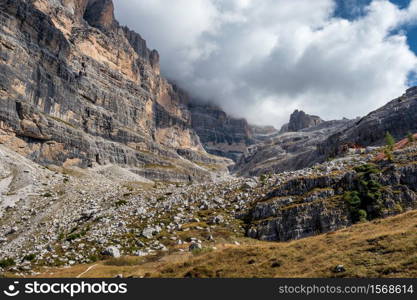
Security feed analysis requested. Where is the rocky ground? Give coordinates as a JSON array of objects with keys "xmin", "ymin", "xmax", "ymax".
[{"xmin": 1, "ymin": 136, "xmax": 417, "ymax": 277}]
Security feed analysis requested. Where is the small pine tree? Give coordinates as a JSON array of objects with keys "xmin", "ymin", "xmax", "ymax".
[
  {"xmin": 385, "ymin": 132, "xmax": 395, "ymax": 151},
  {"xmin": 408, "ymin": 132, "xmax": 415, "ymax": 144},
  {"xmin": 384, "ymin": 148, "xmax": 393, "ymax": 162}
]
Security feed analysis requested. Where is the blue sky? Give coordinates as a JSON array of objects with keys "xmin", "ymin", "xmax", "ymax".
[
  {"xmin": 335, "ymin": 0, "xmax": 417, "ymax": 54},
  {"xmin": 335, "ymin": 0, "xmax": 417, "ymax": 84},
  {"xmin": 391, "ymin": 0, "xmax": 417, "ymax": 66},
  {"xmin": 335, "ymin": 0, "xmax": 417, "ymax": 51}
]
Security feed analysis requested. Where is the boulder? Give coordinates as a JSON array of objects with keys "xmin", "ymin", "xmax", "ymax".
[
  {"xmin": 189, "ymin": 242, "xmax": 202, "ymax": 252},
  {"xmin": 141, "ymin": 227, "xmax": 159, "ymax": 239},
  {"xmin": 102, "ymin": 246, "xmax": 120, "ymax": 258},
  {"xmin": 208, "ymin": 215, "xmax": 224, "ymax": 225}
]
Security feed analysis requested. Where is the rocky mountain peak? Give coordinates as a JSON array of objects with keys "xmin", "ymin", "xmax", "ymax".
[
  {"xmin": 122, "ymin": 26, "xmax": 160, "ymax": 71},
  {"xmin": 281, "ymin": 110, "xmax": 324, "ymax": 133},
  {"xmin": 83, "ymin": 0, "xmax": 116, "ymax": 31}
]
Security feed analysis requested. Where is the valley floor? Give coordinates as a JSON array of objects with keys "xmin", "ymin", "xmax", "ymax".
[
  {"xmin": 23, "ymin": 210, "xmax": 417, "ymax": 278},
  {"xmin": 1, "ymin": 139, "xmax": 417, "ymax": 278}
]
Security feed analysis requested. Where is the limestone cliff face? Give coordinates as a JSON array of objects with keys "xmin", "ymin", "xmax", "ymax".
[
  {"xmin": 245, "ymin": 154, "xmax": 417, "ymax": 241},
  {"xmin": 0, "ymin": 0, "xmax": 227, "ymax": 181},
  {"xmin": 189, "ymin": 103, "xmax": 254, "ymax": 161},
  {"xmin": 280, "ymin": 110, "xmax": 324, "ymax": 133}
]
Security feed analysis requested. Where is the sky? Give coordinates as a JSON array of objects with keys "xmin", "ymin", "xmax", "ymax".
[{"xmin": 114, "ymin": 0, "xmax": 417, "ymax": 127}]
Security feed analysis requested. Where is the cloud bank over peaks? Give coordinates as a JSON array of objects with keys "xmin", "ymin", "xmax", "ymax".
[{"xmin": 115, "ymin": 0, "xmax": 417, "ymax": 127}]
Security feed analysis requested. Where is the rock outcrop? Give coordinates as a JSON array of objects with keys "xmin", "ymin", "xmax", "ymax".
[
  {"xmin": 245, "ymin": 148, "xmax": 417, "ymax": 241},
  {"xmin": 83, "ymin": 0, "xmax": 116, "ymax": 31},
  {"xmin": 0, "ymin": 0, "xmax": 229, "ymax": 182},
  {"xmin": 280, "ymin": 110, "xmax": 324, "ymax": 133},
  {"xmin": 189, "ymin": 102, "xmax": 254, "ymax": 161}
]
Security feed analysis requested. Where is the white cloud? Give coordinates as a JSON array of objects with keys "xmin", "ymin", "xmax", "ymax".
[{"xmin": 115, "ymin": 0, "xmax": 417, "ymax": 127}]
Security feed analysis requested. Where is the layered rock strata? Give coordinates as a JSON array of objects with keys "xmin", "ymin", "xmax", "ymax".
[
  {"xmin": 189, "ymin": 103, "xmax": 255, "ymax": 162},
  {"xmin": 0, "ymin": 0, "xmax": 230, "ymax": 182},
  {"xmin": 245, "ymin": 148, "xmax": 417, "ymax": 241}
]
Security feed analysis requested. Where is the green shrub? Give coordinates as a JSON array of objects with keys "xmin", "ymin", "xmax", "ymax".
[
  {"xmin": 394, "ymin": 203, "xmax": 404, "ymax": 213},
  {"xmin": 23, "ymin": 253, "xmax": 37, "ymax": 261},
  {"xmin": 344, "ymin": 164, "xmax": 383, "ymax": 223},
  {"xmin": 65, "ymin": 226, "xmax": 90, "ymax": 241},
  {"xmin": 0, "ymin": 258, "xmax": 15, "ymax": 268},
  {"xmin": 88, "ymin": 255, "xmax": 99, "ymax": 262},
  {"xmin": 353, "ymin": 163, "xmax": 380, "ymax": 174},
  {"xmin": 382, "ymin": 132, "xmax": 396, "ymax": 161},
  {"xmin": 385, "ymin": 132, "xmax": 395, "ymax": 151},
  {"xmin": 191, "ymin": 247, "xmax": 213, "ymax": 256},
  {"xmin": 260, "ymin": 174, "xmax": 270, "ymax": 186},
  {"xmin": 66, "ymin": 233, "xmax": 82, "ymax": 241},
  {"xmin": 344, "ymin": 191, "xmax": 361, "ymax": 207},
  {"xmin": 358, "ymin": 210, "xmax": 368, "ymax": 222},
  {"xmin": 384, "ymin": 148, "xmax": 394, "ymax": 162}
]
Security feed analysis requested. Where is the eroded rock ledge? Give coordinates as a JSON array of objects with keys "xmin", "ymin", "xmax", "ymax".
[
  {"xmin": 245, "ymin": 150, "xmax": 417, "ymax": 241},
  {"xmin": 0, "ymin": 0, "xmax": 230, "ymax": 182}
]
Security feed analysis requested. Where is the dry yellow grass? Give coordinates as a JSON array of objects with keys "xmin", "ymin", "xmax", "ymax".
[
  {"xmin": 27, "ymin": 252, "xmax": 193, "ymax": 278},
  {"xmin": 24, "ymin": 210, "xmax": 417, "ymax": 278}
]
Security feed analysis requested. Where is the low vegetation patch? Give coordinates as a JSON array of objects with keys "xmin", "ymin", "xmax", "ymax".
[
  {"xmin": 23, "ymin": 254, "xmax": 37, "ymax": 261},
  {"xmin": 152, "ymin": 211, "xmax": 417, "ymax": 278},
  {"xmin": 344, "ymin": 163, "xmax": 384, "ymax": 223},
  {"xmin": 115, "ymin": 199, "xmax": 128, "ymax": 207},
  {"xmin": 0, "ymin": 258, "xmax": 15, "ymax": 268},
  {"xmin": 191, "ymin": 247, "xmax": 213, "ymax": 256},
  {"xmin": 104, "ymin": 257, "xmax": 145, "ymax": 266},
  {"xmin": 62, "ymin": 225, "xmax": 90, "ymax": 242}
]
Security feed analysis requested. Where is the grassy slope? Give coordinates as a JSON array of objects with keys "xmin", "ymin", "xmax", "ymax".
[{"xmin": 28, "ymin": 210, "xmax": 417, "ymax": 278}]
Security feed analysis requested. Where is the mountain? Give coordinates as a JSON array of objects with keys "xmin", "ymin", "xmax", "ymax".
[
  {"xmin": 319, "ymin": 86, "xmax": 417, "ymax": 158},
  {"xmin": 234, "ymin": 87, "xmax": 417, "ymax": 177},
  {"xmin": 189, "ymin": 102, "xmax": 255, "ymax": 162},
  {"xmin": 0, "ymin": 0, "xmax": 231, "ymax": 182},
  {"xmin": 2, "ymin": 0, "xmax": 417, "ymax": 279},
  {"xmin": 2, "ymin": 130, "xmax": 417, "ymax": 276},
  {"xmin": 233, "ymin": 112, "xmax": 352, "ymax": 176},
  {"xmin": 280, "ymin": 110, "xmax": 324, "ymax": 133}
]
